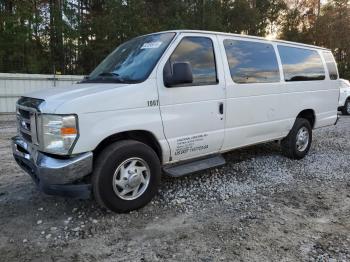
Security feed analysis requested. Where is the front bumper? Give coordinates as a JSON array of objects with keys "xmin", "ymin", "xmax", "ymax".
[{"xmin": 11, "ymin": 136, "xmax": 93, "ymax": 199}]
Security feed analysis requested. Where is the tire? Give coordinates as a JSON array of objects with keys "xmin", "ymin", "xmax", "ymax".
[
  {"xmin": 281, "ymin": 118, "xmax": 312, "ymax": 160},
  {"xmin": 92, "ymin": 140, "xmax": 161, "ymax": 213},
  {"xmin": 342, "ymin": 99, "xmax": 350, "ymax": 115}
]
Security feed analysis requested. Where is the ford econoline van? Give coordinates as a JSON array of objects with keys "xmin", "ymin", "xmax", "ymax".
[{"xmin": 12, "ymin": 30, "xmax": 339, "ymax": 212}]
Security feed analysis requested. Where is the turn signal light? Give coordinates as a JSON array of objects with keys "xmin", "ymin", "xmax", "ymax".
[{"xmin": 60, "ymin": 127, "xmax": 77, "ymax": 135}]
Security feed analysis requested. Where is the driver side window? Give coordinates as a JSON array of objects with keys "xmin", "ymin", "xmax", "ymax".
[{"xmin": 164, "ymin": 36, "xmax": 218, "ymax": 86}]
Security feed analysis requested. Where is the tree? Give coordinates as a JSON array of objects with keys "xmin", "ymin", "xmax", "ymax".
[
  {"xmin": 0, "ymin": 0, "xmax": 48, "ymax": 73},
  {"xmin": 315, "ymin": 0, "xmax": 350, "ymax": 78},
  {"xmin": 0, "ymin": 0, "xmax": 348, "ymax": 78}
]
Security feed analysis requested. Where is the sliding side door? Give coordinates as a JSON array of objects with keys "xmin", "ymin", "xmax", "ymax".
[{"xmin": 218, "ymin": 36, "xmax": 287, "ymax": 151}]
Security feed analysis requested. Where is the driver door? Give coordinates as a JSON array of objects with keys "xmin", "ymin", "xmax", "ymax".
[{"xmin": 156, "ymin": 33, "xmax": 226, "ymax": 162}]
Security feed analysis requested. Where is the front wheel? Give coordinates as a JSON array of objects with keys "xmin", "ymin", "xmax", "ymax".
[
  {"xmin": 92, "ymin": 140, "xmax": 161, "ymax": 213},
  {"xmin": 281, "ymin": 118, "xmax": 312, "ymax": 160},
  {"xmin": 342, "ymin": 99, "xmax": 350, "ymax": 115}
]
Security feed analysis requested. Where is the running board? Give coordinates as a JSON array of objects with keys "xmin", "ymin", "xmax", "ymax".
[{"xmin": 163, "ymin": 155, "xmax": 226, "ymax": 177}]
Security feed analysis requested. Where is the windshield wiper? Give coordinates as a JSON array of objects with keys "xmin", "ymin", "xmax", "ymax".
[
  {"xmin": 96, "ymin": 72, "xmax": 126, "ymax": 83},
  {"xmin": 97, "ymin": 72, "xmax": 120, "ymax": 77},
  {"xmin": 80, "ymin": 71, "xmax": 137, "ymax": 84},
  {"xmin": 81, "ymin": 71, "xmax": 128, "ymax": 83}
]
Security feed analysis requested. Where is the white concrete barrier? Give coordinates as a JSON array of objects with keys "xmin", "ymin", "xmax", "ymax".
[{"xmin": 0, "ymin": 73, "xmax": 84, "ymax": 113}]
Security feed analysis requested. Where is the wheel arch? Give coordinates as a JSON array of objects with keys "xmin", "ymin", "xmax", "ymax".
[
  {"xmin": 342, "ymin": 97, "xmax": 350, "ymax": 115},
  {"xmin": 296, "ymin": 109, "xmax": 316, "ymax": 129},
  {"xmin": 93, "ymin": 130, "xmax": 163, "ymax": 163}
]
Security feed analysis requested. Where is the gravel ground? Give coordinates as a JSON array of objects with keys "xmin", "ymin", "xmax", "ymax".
[{"xmin": 0, "ymin": 114, "xmax": 349, "ymax": 262}]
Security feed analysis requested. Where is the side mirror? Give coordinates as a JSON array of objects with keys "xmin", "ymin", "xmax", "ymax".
[{"xmin": 164, "ymin": 62, "xmax": 193, "ymax": 87}]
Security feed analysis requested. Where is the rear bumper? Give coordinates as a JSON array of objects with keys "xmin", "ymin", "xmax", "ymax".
[{"xmin": 11, "ymin": 136, "xmax": 93, "ymax": 199}]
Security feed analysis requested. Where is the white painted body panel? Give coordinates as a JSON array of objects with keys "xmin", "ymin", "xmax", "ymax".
[
  {"xmin": 76, "ymin": 105, "xmax": 170, "ymax": 163},
  {"xmin": 339, "ymin": 79, "xmax": 350, "ymax": 107},
  {"xmin": 26, "ymin": 78, "xmax": 171, "ymax": 162},
  {"xmin": 28, "ymin": 83, "xmax": 129, "ymax": 113},
  {"xmin": 65, "ymin": 78, "xmax": 170, "ymax": 162},
  {"xmin": 156, "ymin": 33, "xmax": 226, "ymax": 162},
  {"xmin": 217, "ymin": 35, "xmax": 338, "ymax": 151},
  {"xmin": 21, "ymin": 30, "xmax": 340, "ymax": 165}
]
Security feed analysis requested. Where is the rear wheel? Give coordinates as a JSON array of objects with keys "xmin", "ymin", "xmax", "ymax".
[
  {"xmin": 342, "ymin": 99, "xmax": 350, "ymax": 115},
  {"xmin": 281, "ymin": 118, "xmax": 312, "ymax": 160},
  {"xmin": 92, "ymin": 140, "xmax": 161, "ymax": 213}
]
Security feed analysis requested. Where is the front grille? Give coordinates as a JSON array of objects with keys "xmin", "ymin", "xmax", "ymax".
[
  {"xmin": 18, "ymin": 108, "xmax": 31, "ymax": 119},
  {"xmin": 16, "ymin": 97, "xmax": 44, "ymax": 145},
  {"xmin": 17, "ymin": 106, "xmax": 34, "ymax": 143}
]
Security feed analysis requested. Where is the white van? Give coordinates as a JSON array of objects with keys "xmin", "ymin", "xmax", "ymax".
[
  {"xmin": 339, "ymin": 78, "xmax": 350, "ymax": 115},
  {"xmin": 12, "ymin": 30, "xmax": 339, "ymax": 212}
]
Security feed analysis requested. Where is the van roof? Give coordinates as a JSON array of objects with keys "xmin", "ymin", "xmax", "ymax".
[{"xmin": 156, "ymin": 30, "xmax": 330, "ymax": 51}]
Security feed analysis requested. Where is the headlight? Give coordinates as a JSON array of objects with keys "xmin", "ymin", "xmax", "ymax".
[{"xmin": 39, "ymin": 114, "xmax": 79, "ymax": 155}]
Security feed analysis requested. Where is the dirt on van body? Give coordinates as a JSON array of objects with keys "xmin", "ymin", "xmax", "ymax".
[{"xmin": 0, "ymin": 114, "xmax": 350, "ymax": 262}]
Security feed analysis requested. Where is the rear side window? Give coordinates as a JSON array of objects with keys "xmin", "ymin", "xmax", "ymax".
[
  {"xmin": 223, "ymin": 39, "xmax": 280, "ymax": 84},
  {"xmin": 168, "ymin": 37, "xmax": 217, "ymax": 85},
  {"xmin": 278, "ymin": 46, "xmax": 325, "ymax": 81},
  {"xmin": 322, "ymin": 51, "xmax": 338, "ymax": 80}
]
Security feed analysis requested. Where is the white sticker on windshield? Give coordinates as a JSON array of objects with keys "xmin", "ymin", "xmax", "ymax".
[{"xmin": 141, "ymin": 41, "xmax": 163, "ymax": 49}]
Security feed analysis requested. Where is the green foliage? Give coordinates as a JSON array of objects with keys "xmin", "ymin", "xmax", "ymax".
[
  {"xmin": 279, "ymin": 0, "xmax": 350, "ymax": 78},
  {"xmin": 0, "ymin": 0, "xmax": 348, "ymax": 78}
]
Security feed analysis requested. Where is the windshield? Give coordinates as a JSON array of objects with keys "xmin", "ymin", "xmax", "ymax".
[{"xmin": 82, "ymin": 32, "xmax": 176, "ymax": 84}]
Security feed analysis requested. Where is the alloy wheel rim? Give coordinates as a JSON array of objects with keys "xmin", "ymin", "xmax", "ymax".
[
  {"xmin": 112, "ymin": 157, "xmax": 150, "ymax": 200},
  {"xmin": 347, "ymin": 102, "xmax": 350, "ymax": 114},
  {"xmin": 296, "ymin": 126, "xmax": 309, "ymax": 152}
]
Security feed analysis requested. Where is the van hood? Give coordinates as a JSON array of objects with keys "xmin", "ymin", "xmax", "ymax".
[
  {"xmin": 25, "ymin": 79, "xmax": 157, "ymax": 114},
  {"xmin": 26, "ymin": 83, "xmax": 129, "ymax": 113}
]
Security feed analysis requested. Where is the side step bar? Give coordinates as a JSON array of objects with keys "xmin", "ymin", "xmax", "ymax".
[{"xmin": 163, "ymin": 155, "xmax": 226, "ymax": 177}]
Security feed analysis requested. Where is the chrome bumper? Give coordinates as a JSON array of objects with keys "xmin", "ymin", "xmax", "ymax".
[{"xmin": 11, "ymin": 136, "xmax": 93, "ymax": 198}]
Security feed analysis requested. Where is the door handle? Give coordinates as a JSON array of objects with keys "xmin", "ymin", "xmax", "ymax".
[{"xmin": 219, "ymin": 102, "xmax": 224, "ymax": 115}]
